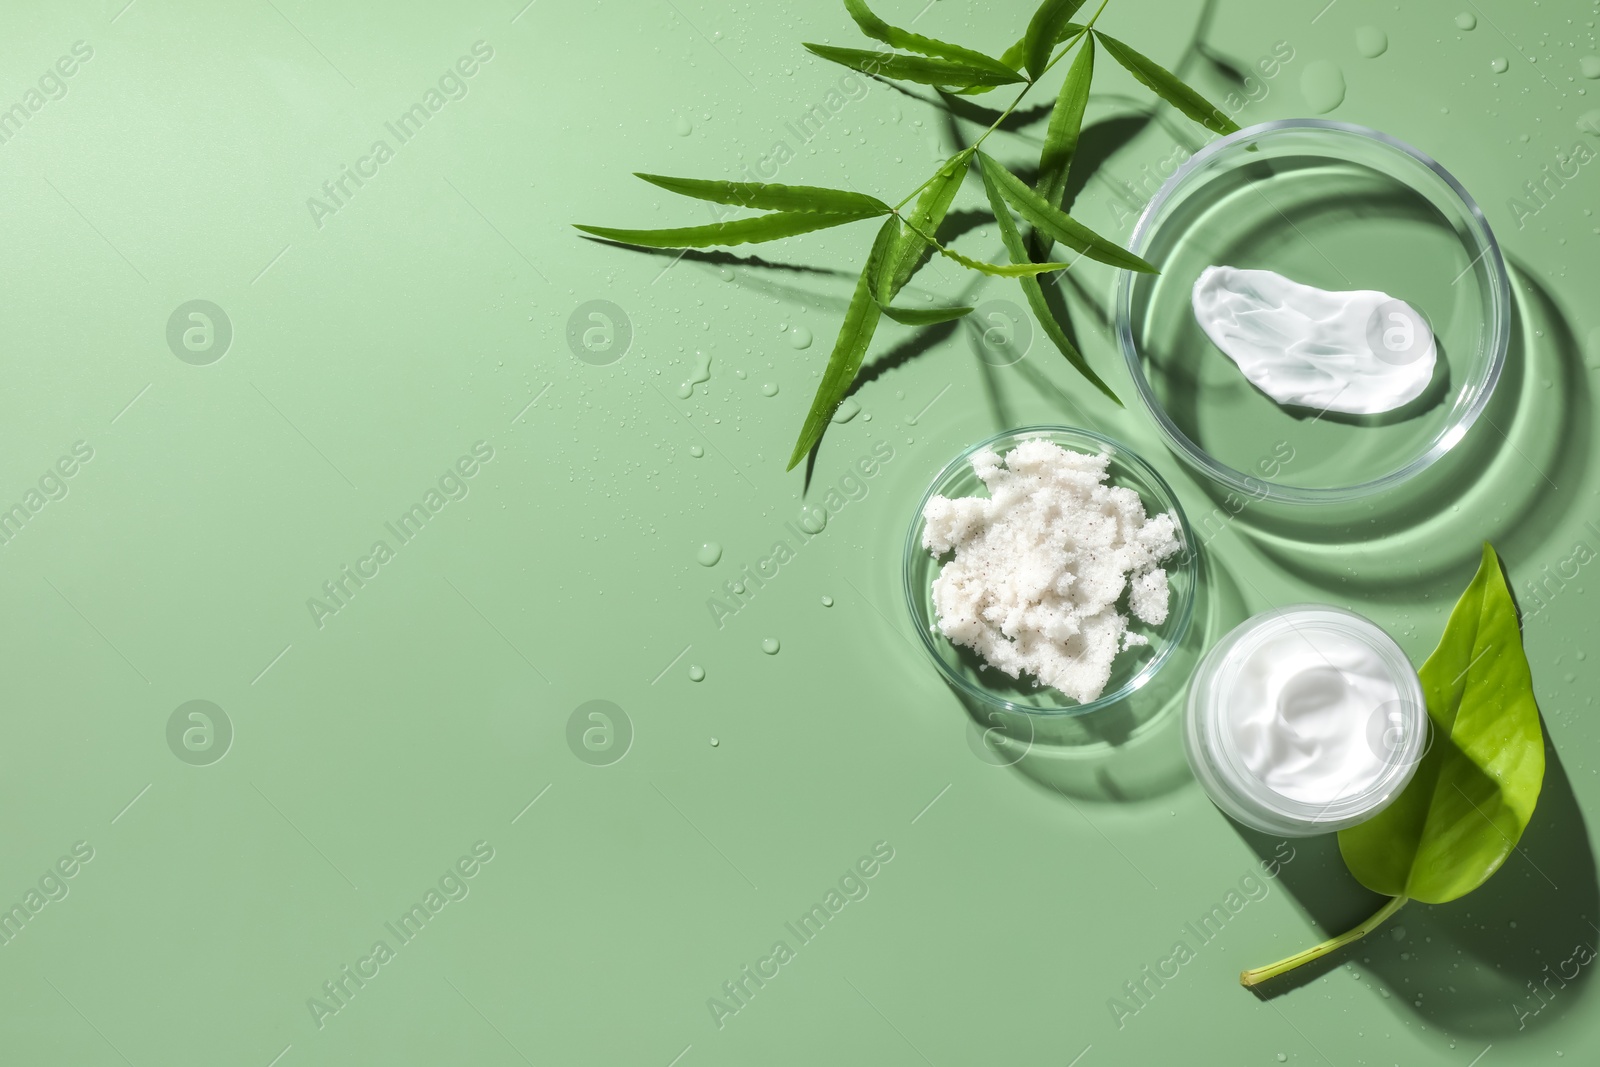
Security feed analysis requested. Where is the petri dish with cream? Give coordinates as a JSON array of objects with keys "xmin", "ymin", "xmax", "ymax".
[{"xmin": 1184, "ymin": 605, "xmax": 1428, "ymax": 836}]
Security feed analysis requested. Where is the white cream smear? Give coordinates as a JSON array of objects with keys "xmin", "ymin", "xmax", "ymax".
[
  {"xmin": 922, "ymin": 440, "xmax": 1180, "ymax": 704},
  {"xmin": 1191, "ymin": 265, "xmax": 1436, "ymax": 414},
  {"xmin": 1224, "ymin": 626, "xmax": 1400, "ymax": 805}
]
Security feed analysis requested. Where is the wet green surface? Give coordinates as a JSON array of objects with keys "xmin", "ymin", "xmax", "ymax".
[{"xmin": 1, "ymin": 1, "xmax": 1598, "ymax": 1064}]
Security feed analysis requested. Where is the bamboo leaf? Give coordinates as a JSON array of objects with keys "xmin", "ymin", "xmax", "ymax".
[
  {"xmin": 1036, "ymin": 34, "xmax": 1094, "ymax": 214},
  {"xmin": 979, "ymin": 159, "xmax": 1120, "ymax": 403},
  {"xmin": 1023, "ymin": 0, "xmax": 1087, "ymax": 80},
  {"xmin": 929, "ymin": 241, "xmax": 1073, "ymax": 277},
  {"xmin": 876, "ymin": 301, "xmax": 975, "ymax": 325},
  {"xmin": 634, "ymin": 174, "xmax": 890, "ymax": 215},
  {"xmin": 574, "ymin": 209, "xmax": 881, "ymax": 249},
  {"xmin": 977, "ymin": 151, "xmax": 1156, "ymax": 273},
  {"xmin": 998, "ymin": 21, "xmax": 1085, "ymax": 73},
  {"xmin": 803, "ymin": 43, "xmax": 1025, "ymax": 88},
  {"xmin": 787, "ymin": 216, "xmax": 897, "ymax": 470},
  {"xmin": 884, "ymin": 149, "xmax": 971, "ymax": 299},
  {"xmin": 1094, "ymin": 31, "xmax": 1239, "ymax": 136},
  {"xmin": 842, "ymin": 0, "xmax": 1017, "ymax": 77}
]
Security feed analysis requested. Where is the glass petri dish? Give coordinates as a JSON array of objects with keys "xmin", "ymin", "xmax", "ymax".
[
  {"xmin": 1116, "ymin": 120, "xmax": 1509, "ymax": 504},
  {"xmin": 902, "ymin": 426, "xmax": 1197, "ymax": 717}
]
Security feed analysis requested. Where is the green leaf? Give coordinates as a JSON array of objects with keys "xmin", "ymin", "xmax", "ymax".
[
  {"xmin": 1036, "ymin": 34, "xmax": 1094, "ymax": 215},
  {"xmin": 979, "ymin": 158, "xmax": 1119, "ymax": 403},
  {"xmin": 574, "ymin": 209, "xmax": 881, "ymax": 249},
  {"xmin": 976, "ymin": 152, "xmax": 1156, "ymax": 273},
  {"xmin": 883, "ymin": 149, "xmax": 971, "ymax": 299},
  {"xmin": 1023, "ymin": 0, "xmax": 1087, "ymax": 80},
  {"xmin": 1338, "ymin": 543, "xmax": 1545, "ymax": 905},
  {"xmin": 1094, "ymin": 31, "xmax": 1240, "ymax": 136},
  {"xmin": 998, "ymin": 21, "xmax": 1084, "ymax": 73},
  {"xmin": 876, "ymin": 300, "xmax": 974, "ymax": 325},
  {"xmin": 634, "ymin": 174, "xmax": 890, "ymax": 215},
  {"xmin": 841, "ymin": 0, "xmax": 1017, "ymax": 77},
  {"xmin": 929, "ymin": 241, "xmax": 1073, "ymax": 277},
  {"xmin": 803, "ymin": 43, "xmax": 1025, "ymax": 88},
  {"xmin": 786, "ymin": 216, "xmax": 896, "ymax": 470}
]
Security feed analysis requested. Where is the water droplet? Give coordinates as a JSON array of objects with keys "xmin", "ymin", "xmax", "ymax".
[
  {"xmin": 1276, "ymin": 1055, "xmax": 1288, "ymax": 1064},
  {"xmin": 1300, "ymin": 60, "xmax": 1346, "ymax": 113},
  {"xmin": 696, "ymin": 541, "xmax": 723, "ymax": 567},
  {"xmin": 789, "ymin": 325, "xmax": 814, "ymax": 349},
  {"xmin": 821, "ymin": 595, "xmax": 834, "ymax": 607},
  {"xmin": 1491, "ymin": 56, "xmax": 1509, "ymax": 73},
  {"xmin": 1585, "ymin": 56, "xmax": 1600, "ymax": 80},
  {"xmin": 832, "ymin": 397, "xmax": 861, "ymax": 423},
  {"xmin": 677, "ymin": 350, "xmax": 712, "ymax": 398},
  {"xmin": 1355, "ymin": 26, "xmax": 1388, "ymax": 58},
  {"xmin": 1391, "ymin": 925, "xmax": 1407, "ymax": 941},
  {"xmin": 718, "ymin": 266, "xmax": 734, "ymax": 282},
  {"xmin": 710, "ymin": 736, "xmax": 719, "ymax": 747},
  {"xmin": 1455, "ymin": 12, "xmax": 1476, "ymax": 30},
  {"xmin": 761, "ymin": 637, "xmax": 781, "ymax": 655},
  {"xmin": 689, "ymin": 444, "xmax": 705, "ymax": 458},
  {"xmin": 760, "ymin": 382, "xmax": 779, "ymax": 396},
  {"xmin": 674, "ymin": 114, "xmax": 694, "ymax": 136},
  {"xmin": 688, "ymin": 664, "xmax": 706, "ymax": 682}
]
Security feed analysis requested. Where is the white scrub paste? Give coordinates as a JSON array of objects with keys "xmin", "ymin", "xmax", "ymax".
[
  {"xmin": 921, "ymin": 440, "xmax": 1181, "ymax": 704},
  {"xmin": 1191, "ymin": 265, "xmax": 1436, "ymax": 414},
  {"xmin": 1224, "ymin": 624, "xmax": 1401, "ymax": 805}
]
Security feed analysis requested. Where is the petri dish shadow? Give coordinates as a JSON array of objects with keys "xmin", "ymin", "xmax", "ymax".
[
  {"xmin": 1229, "ymin": 734, "xmax": 1598, "ymax": 1040},
  {"xmin": 959, "ymin": 548, "xmax": 1250, "ymax": 803},
  {"xmin": 1214, "ymin": 264, "xmax": 1591, "ymax": 602}
]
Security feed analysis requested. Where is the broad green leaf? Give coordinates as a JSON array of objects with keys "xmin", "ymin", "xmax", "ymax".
[
  {"xmin": 876, "ymin": 301, "xmax": 974, "ymax": 325},
  {"xmin": 803, "ymin": 43, "xmax": 1025, "ymax": 88},
  {"xmin": 1095, "ymin": 31, "xmax": 1240, "ymax": 136},
  {"xmin": 786, "ymin": 216, "xmax": 896, "ymax": 470},
  {"xmin": 1023, "ymin": 0, "xmax": 1087, "ymax": 80},
  {"xmin": 1338, "ymin": 544, "xmax": 1545, "ymax": 905},
  {"xmin": 1036, "ymin": 34, "xmax": 1094, "ymax": 215},
  {"xmin": 979, "ymin": 159, "xmax": 1119, "ymax": 403},
  {"xmin": 976, "ymin": 152, "xmax": 1156, "ymax": 273},
  {"xmin": 574, "ymin": 209, "xmax": 880, "ymax": 249},
  {"xmin": 884, "ymin": 149, "xmax": 972, "ymax": 299},
  {"xmin": 842, "ymin": 0, "xmax": 1017, "ymax": 77},
  {"xmin": 929, "ymin": 242, "xmax": 1072, "ymax": 277},
  {"xmin": 634, "ymin": 174, "xmax": 890, "ymax": 215}
]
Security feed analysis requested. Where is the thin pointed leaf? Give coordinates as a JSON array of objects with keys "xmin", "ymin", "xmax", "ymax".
[
  {"xmin": 980, "ymin": 161, "xmax": 1120, "ymax": 403},
  {"xmin": 929, "ymin": 241, "xmax": 1073, "ymax": 277},
  {"xmin": 842, "ymin": 0, "xmax": 1017, "ymax": 76},
  {"xmin": 1036, "ymin": 34, "xmax": 1094, "ymax": 214},
  {"xmin": 876, "ymin": 301, "xmax": 975, "ymax": 325},
  {"xmin": 1094, "ymin": 31, "xmax": 1239, "ymax": 136},
  {"xmin": 884, "ymin": 149, "xmax": 971, "ymax": 299},
  {"xmin": 787, "ymin": 217, "xmax": 897, "ymax": 470},
  {"xmin": 634, "ymin": 174, "xmax": 889, "ymax": 215},
  {"xmin": 997, "ymin": 21, "xmax": 1085, "ymax": 73},
  {"xmin": 977, "ymin": 151, "xmax": 1156, "ymax": 273},
  {"xmin": 575, "ymin": 209, "xmax": 880, "ymax": 249},
  {"xmin": 1023, "ymin": 0, "xmax": 1087, "ymax": 80},
  {"xmin": 803, "ymin": 43, "xmax": 1025, "ymax": 88}
]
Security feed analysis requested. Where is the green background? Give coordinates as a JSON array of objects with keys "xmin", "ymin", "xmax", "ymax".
[{"xmin": 1, "ymin": 0, "xmax": 1597, "ymax": 1063}]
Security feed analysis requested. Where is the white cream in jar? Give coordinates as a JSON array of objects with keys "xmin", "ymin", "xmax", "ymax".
[{"xmin": 1184, "ymin": 606, "xmax": 1428, "ymax": 835}]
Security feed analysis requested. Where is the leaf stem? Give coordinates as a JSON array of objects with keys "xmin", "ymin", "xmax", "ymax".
[
  {"xmin": 891, "ymin": 1, "xmax": 1111, "ymax": 213},
  {"xmin": 1239, "ymin": 896, "xmax": 1409, "ymax": 988}
]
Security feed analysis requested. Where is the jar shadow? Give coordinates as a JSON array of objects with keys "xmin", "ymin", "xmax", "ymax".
[
  {"xmin": 1228, "ymin": 733, "xmax": 1599, "ymax": 1041},
  {"xmin": 957, "ymin": 548, "xmax": 1250, "ymax": 803}
]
